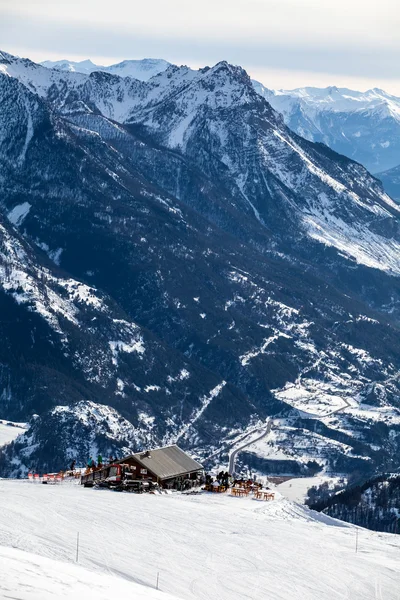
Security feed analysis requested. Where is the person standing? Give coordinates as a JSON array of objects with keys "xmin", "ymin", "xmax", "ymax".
[{"xmin": 97, "ymin": 454, "xmax": 103, "ymax": 468}]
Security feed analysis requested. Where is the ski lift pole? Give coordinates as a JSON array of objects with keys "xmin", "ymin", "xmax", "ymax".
[{"xmin": 76, "ymin": 531, "xmax": 80, "ymax": 562}]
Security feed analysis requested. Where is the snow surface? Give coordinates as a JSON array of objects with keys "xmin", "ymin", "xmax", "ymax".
[
  {"xmin": 0, "ymin": 480, "xmax": 399, "ymax": 599},
  {"xmin": 277, "ymin": 476, "xmax": 346, "ymax": 504},
  {"xmin": 0, "ymin": 546, "xmax": 179, "ymax": 600},
  {"xmin": 0, "ymin": 420, "xmax": 26, "ymax": 447},
  {"xmin": 7, "ymin": 202, "xmax": 31, "ymax": 226}
]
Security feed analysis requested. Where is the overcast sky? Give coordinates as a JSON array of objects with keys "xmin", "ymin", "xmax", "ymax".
[{"xmin": 1, "ymin": 0, "xmax": 399, "ymax": 93}]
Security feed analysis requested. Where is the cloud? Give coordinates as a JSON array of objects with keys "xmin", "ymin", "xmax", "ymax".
[
  {"xmin": 1, "ymin": 0, "xmax": 399, "ymax": 92},
  {"xmin": 3, "ymin": 0, "xmax": 398, "ymax": 48}
]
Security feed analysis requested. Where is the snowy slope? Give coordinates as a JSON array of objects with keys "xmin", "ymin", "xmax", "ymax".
[
  {"xmin": 0, "ymin": 421, "xmax": 26, "ymax": 448},
  {"xmin": 277, "ymin": 475, "xmax": 345, "ymax": 504},
  {"xmin": 1, "ymin": 546, "xmax": 179, "ymax": 600},
  {"xmin": 253, "ymin": 82, "xmax": 400, "ymax": 174},
  {"xmin": 0, "ymin": 480, "xmax": 399, "ymax": 600},
  {"xmin": 41, "ymin": 57, "xmax": 171, "ymax": 81}
]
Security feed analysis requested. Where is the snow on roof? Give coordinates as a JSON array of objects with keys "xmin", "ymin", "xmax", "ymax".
[{"xmin": 120, "ymin": 444, "xmax": 203, "ymax": 480}]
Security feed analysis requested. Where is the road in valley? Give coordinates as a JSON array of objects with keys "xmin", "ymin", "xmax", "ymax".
[
  {"xmin": 217, "ymin": 394, "xmax": 351, "ymax": 477},
  {"xmin": 228, "ymin": 419, "xmax": 272, "ymax": 475}
]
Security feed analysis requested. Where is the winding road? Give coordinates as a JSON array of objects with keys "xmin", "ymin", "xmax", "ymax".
[
  {"xmin": 226, "ymin": 394, "xmax": 351, "ymax": 476},
  {"xmin": 228, "ymin": 419, "xmax": 272, "ymax": 475}
]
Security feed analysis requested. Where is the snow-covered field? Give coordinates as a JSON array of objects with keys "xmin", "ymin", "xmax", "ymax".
[
  {"xmin": 277, "ymin": 476, "xmax": 345, "ymax": 504},
  {"xmin": 0, "ymin": 480, "xmax": 399, "ymax": 599},
  {"xmin": 0, "ymin": 420, "xmax": 26, "ymax": 447}
]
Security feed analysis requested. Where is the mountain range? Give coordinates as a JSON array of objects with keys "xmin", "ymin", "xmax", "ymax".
[
  {"xmin": 253, "ymin": 82, "xmax": 400, "ymax": 189},
  {"xmin": 42, "ymin": 58, "xmax": 400, "ymax": 198},
  {"xmin": 378, "ymin": 164, "xmax": 400, "ymax": 201},
  {"xmin": 1, "ymin": 49, "xmax": 400, "ymax": 477},
  {"xmin": 40, "ymin": 57, "xmax": 171, "ymax": 81}
]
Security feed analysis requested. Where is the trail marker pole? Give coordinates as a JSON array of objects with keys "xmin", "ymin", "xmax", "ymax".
[
  {"xmin": 76, "ymin": 532, "xmax": 80, "ymax": 563},
  {"xmin": 355, "ymin": 528, "xmax": 358, "ymax": 553},
  {"xmin": 156, "ymin": 572, "xmax": 160, "ymax": 590}
]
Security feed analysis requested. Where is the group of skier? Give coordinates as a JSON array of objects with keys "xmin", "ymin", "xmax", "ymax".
[
  {"xmin": 204, "ymin": 471, "xmax": 264, "ymax": 492},
  {"xmin": 86, "ymin": 454, "xmax": 116, "ymax": 471},
  {"xmin": 205, "ymin": 470, "xmax": 232, "ymax": 488},
  {"xmin": 68, "ymin": 455, "xmax": 117, "ymax": 473}
]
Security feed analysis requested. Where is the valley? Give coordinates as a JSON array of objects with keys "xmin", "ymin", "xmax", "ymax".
[{"xmin": 1, "ymin": 50, "xmax": 400, "ymax": 482}]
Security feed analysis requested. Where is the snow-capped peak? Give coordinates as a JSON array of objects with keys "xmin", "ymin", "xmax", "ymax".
[
  {"xmin": 41, "ymin": 56, "xmax": 171, "ymax": 81},
  {"xmin": 252, "ymin": 80, "xmax": 400, "ymax": 173},
  {"xmin": 41, "ymin": 58, "xmax": 99, "ymax": 74}
]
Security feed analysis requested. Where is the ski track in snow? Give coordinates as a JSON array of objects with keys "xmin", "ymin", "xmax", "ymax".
[
  {"xmin": 17, "ymin": 95, "xmax": 34, "ymax": 166},
  {"xmin": 0, "ymin": 481, "xmax": 399, "ymax": 600}
]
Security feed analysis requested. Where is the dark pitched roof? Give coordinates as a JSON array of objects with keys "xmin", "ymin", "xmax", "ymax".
[{"xmin": 120, "ymin": 445, "xmax": 203, "ymax": 480}]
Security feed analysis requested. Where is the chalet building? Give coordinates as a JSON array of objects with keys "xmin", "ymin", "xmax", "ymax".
[{"xmin": 116, "ymin": 444, "xmax": 204, "ymax": 489}]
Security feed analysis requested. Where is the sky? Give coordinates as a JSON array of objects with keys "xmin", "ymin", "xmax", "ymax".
[{"xmin": 1, "ymin": 0, "xmax": 399, "ymax": 93}]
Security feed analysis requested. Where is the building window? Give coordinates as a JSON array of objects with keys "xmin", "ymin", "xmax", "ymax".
[{"xmin": 140, "ymin": 469, "xmax": 147, "ymax": 475}]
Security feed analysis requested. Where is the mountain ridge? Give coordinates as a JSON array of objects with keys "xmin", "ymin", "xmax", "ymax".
[
  {"xmin": 252, "ymin": 80, "xmax": 400, "ymax": 175},
  {"xmin": 40, "ymin": 56, "xmax": 171, "ymax": 80}
]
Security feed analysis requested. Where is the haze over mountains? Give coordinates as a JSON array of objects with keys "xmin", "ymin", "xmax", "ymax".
[{"xmin": 2, "ymin": 49, "xmax": 400, "ymax": 478}]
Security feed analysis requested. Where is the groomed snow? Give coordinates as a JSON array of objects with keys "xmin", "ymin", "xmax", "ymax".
[
  {"xmin": 0, "ymin": 546, "xmax": 179, "ymax": 600},
  {"xmin": 0, "ymin": 480, "xmax": 399, "ymax": 599}
]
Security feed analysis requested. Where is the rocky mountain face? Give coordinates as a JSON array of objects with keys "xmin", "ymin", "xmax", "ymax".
[
  {"xmin": 378, "ymin": 164, "xmax": 400, "ymax": 201},
  {"xmin": 253, "ymin": 82, "xmax": 400, "ymax": 176},
  {"xmin": 1, "ymin": 50, "xmax": 400, "ymax": 477}
]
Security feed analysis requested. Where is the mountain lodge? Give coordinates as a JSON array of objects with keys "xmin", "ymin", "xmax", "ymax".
[{"xmin": 115, "ymin": 444, "xmax": 204, "ymax": 489}]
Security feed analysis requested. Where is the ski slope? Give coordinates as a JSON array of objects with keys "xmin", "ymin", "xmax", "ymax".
[
  {"xmin": 0, "ymin": 546, "xmax": 179, "ymax": 600},
  {"xmin": 0, "ymin": 480, "xmax": 399, "ymax": 599}
]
